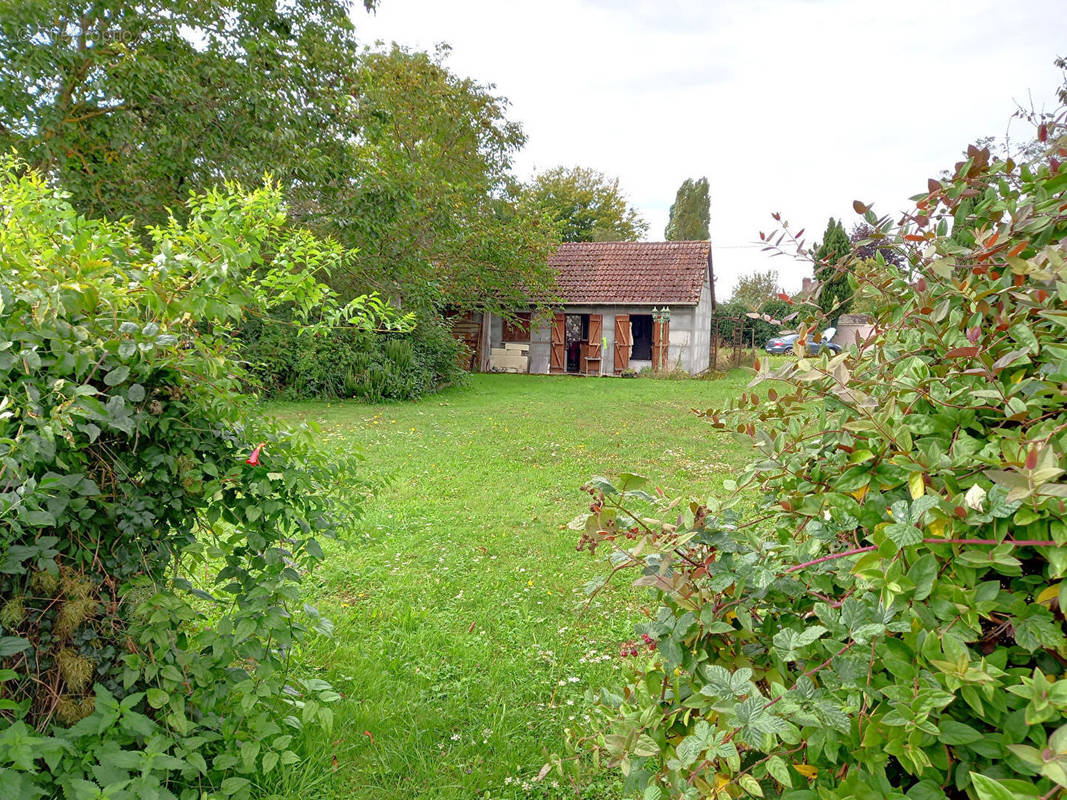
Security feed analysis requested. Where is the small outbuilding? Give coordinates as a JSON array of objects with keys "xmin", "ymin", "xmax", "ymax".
[{"xmin": 483, "ymin": 240, "xmax": 715, "ymax": 376}]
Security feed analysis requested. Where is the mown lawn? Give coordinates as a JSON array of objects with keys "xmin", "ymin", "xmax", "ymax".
[{"xmin": 259, "ymin": 372, "xmax": 759, "ymax": 800}]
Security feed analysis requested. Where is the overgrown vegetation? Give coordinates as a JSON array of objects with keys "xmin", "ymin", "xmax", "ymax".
[
  {"xmin": 571, "ymin": 102, "xmax": 1067, "ymax": 797},
  {"xmin": 0, "ymin": 162, "xmax": 403, "ymax": 799},
  {"xmin": 241, "ymin": 314, "xmax": 466, "ymax": 402}
]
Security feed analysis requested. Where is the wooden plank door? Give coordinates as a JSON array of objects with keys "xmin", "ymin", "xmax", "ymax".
[
  {"xmin": 583, "ymin": 314, "xmax": 603, "ymax": 375},
  {"xmin": 550, "ymin": 313, "xmax": 566, "ymax": 373},
  {"xmin": 613, "ymin": 314, "xmax": 631, "ymax": 374},
  {"xmin": 652, "ymin": 319, "xmax": 670, "ymax": 371}
]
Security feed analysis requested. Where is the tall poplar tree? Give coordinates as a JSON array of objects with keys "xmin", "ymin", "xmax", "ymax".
[{"xmin": 664, "ymin": 176, "xmax": 710, "ymax": 240}]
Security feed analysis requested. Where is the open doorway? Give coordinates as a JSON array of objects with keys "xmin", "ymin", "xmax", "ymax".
[
  {"xmin": 630, "ymin": 314, "xmax": 652, "ymax": 360},
  {"xmin": 565, "ymin": 314, "xmax": 587, "ymax": 373}
]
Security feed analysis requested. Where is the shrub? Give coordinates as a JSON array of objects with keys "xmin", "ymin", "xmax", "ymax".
[
  {"xmin": 240, "ymin": 313, "xmax": 466, "ymax": 402},
  {"xmin": 570, "ymin": 113, "xmax": 1067, "ymax": 797},
  {"xmin": 714, "ymin": 299, "xmax": 793, "ymax": 349},
  {"xmin": 0, "ymin": 161, "xmax": 395, "ymax": 798}
]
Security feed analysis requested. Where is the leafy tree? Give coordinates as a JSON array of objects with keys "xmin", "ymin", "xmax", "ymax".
[
  {"xmin": 572, "ymin": 104, "xmax": 1067, "ymax": 800},
  {"xmin": 664, "ymin": 176, "xmax": 710, "ymax": 241},
  {"xmin": 729, "ymin": 269, "xmax": 780, "ymax": 306},
  {"xmin": 0, "ymin": 0, "xmax": 376, "ymax": 228},
  {"xmin": 813, "ymin": 217, "xmax": 853, "ymax": 319},
  {"xmin": 520, "ymin": 166, "xmax": 648, "ymax": 243},
  {"xmin": 311, "ymin": 45, "xmax": 560, "ymax": 316}
]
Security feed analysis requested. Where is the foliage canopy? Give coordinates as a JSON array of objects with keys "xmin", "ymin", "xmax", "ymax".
[
  {"xmin": 0, "ymin": 0, "xmax": 375, "ymax": 228},
  {"xmin": 521, "ymin": 166, "xmax": 648, "ymax": 244}
]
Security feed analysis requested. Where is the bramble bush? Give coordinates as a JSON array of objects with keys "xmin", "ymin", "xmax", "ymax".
[
  {"xmin": 0, "ymin": 159, "xmax": 407, "ymax": 799},
  {"xmin": 569, "ymin": 108, "xmax": 1067, "ymax": 798}
]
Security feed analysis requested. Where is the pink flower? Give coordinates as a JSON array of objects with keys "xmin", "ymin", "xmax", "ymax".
[{"xmin": 245, "ymin": 443, "xmax": 265, "ymax": 466}]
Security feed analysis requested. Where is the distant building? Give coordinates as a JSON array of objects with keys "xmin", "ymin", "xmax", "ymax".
[{"xmin": 464, "ymin": 241, "xmax": 716, "ymax": 375}]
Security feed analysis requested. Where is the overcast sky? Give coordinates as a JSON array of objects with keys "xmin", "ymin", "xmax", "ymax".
[{"xmin": 354, "ymin": 0, "xmax": 1066, "ymax": 297}]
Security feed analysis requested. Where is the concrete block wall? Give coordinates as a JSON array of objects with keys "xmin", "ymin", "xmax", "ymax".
[
  {"xmin": 689, "ymin": 278, "xmax": 714, "ymax": 373},
  {"xmin": 489, "ymin": 295, "xmax": 713, "ymax": 376}
]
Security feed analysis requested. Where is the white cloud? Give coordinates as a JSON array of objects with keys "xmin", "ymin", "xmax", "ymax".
[{"xmin": 356, "ymin": 0, "xmax": 1066, "ymax": 295}]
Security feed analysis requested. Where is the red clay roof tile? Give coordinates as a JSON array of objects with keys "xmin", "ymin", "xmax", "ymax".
[{"xmin": 550, "ymin": 241, "xmax": 710, "ymax": 305}]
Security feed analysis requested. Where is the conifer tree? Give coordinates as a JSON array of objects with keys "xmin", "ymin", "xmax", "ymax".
[{"xmin": 813, "ymin": 217, "xmax": 854, "ymax": 320}]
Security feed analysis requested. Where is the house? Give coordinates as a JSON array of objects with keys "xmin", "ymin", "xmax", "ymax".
[{"xmin": 481, "ymin": 240, "xmax": 715, "ymax": 376}]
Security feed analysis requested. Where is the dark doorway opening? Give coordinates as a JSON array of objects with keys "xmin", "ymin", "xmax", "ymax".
[
  {"xmin": 565, "ymin": 314, "xmax": 587, "ymax": 373},
  {"xmin": 631, "ymin": 314, "xmax": 652, "ymax": 360}
]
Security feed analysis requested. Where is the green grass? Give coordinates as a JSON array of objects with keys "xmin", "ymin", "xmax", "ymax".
[{"xmin": 259, "ymin": 372, "xmax": 758, "ymax": 800}]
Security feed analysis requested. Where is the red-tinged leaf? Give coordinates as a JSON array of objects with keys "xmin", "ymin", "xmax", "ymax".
[
  {"xmin": 928, "ymin": 178, "xmax": 942, "ymax": 193},
  {"xmin": 904, "ymin": 234, "xmax": 924, "ymax": 242},
  {"xmin": 777, "ymin": 292, "xmax": 792, "ymax": 303},
  {"xmin": 966, "ymin": 326, "xmax": 980, "ymax": 344},
  {"xmin": 944, "ymin": 347, "xmax": 979, "ymax": 358},
  {"xmin": 954, "ymin": 505, "xmax": 967, "ymax": 519},
  {"xmin": 853, "ymin": 200, "xmax": 869, "ymax": 214},
  {"xmin": 768, "ymin": 388, "xmax": 777, "ymax": 401},
  {"xmin": 1039, "ymin": 123, "xmax": 1048, "ymax": 142},
  {"xmin": 915, "ymin": 214, "xmax": 929, "ymax": 227},
  {"xmin": 914, "ymin": 277, "xmax": 927, "ymax": 292},
  {"xmin": 1036, "ymin": 289, "xmax": 1049, "ymax": 303},
  {"xmin": 1025, "ymin": 449, "xmax": 1039, "ymax": 470},
  {"xmin": 759, "ymin": 231, "xmax": 766, "ymax": 240},
  {"xmin": 1008, "ymin": 241, "xmax": 1029, "ymax": 257},
  {"xmin": 1014, "ymin": 274, "xmax": 1026, "ymax": 287},
  {"xmin": 772, "ymin": 211, "xmax": 781, "ymax": 221},
  {"xmin": 795, "ymin": 228, "xmax": 805, "ymax": 239}
]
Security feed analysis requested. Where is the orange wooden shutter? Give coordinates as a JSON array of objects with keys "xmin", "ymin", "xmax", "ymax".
[
  {"xmin": 614, "ymin": 315, "xmax": 630, "ymax": 373},
  {"xmin": 584, "ymin": 314, "xmax": 603, "ymax": 375},
  {"xmin": 550, "ymin": 313, "xmax": 566, "ymax": 373}
]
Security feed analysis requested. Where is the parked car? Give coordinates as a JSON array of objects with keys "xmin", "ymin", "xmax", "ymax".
[{"xmin": 764, "ymin": 328, "xmax": 840, "ymax": 355}]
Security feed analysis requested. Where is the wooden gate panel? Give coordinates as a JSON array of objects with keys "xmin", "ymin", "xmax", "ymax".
[
  {"xmin": 584, "ymin": 314, "xmax": 603, "ymax": 375},
  {"xmin": 652, "ymin": 319, "xmax": 670, "ymax": 371},
  {"xmin": 550, "ymin": 313, "xmax": 566, "ymax": 374},
  {"xmin": 613, "ymin": 314, "xmax": 631, "ymax": 373}
]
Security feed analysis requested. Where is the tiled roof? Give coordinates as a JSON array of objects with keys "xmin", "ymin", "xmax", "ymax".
[{"xmin": 550, "ymin": 241, "xmax": 710, "ymax": 305}]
